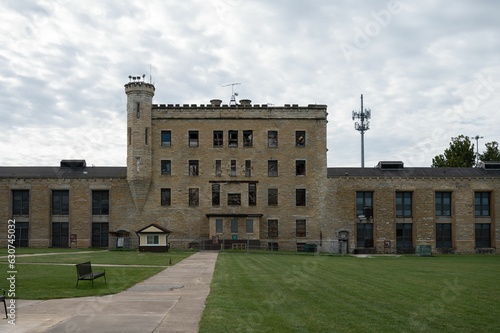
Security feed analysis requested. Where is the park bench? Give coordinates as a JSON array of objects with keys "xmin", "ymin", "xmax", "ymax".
[
  {"xmin": 75, "ymin": 262, "xmax": 106, "ymax": 288},
  {"xmin": 1, "ymin": 288, "xmax": 7, "ymax": 319}
]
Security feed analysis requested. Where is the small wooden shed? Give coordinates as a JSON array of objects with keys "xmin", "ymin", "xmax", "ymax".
[{"xmin": 136, "ymin": 223, "xmax": 172, "ymax": 252}]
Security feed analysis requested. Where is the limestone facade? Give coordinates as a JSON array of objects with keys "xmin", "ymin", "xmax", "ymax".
[{"xmin": 0, "ymin": 80, "xmax": 498, "ymax": 254}]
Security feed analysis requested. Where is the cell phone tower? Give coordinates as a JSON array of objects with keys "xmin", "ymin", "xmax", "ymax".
[{"xmin": 352, "ymin": 94, "xmax": 371, "ymax": 168}]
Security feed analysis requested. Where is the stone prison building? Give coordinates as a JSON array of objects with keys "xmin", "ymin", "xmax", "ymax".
[{"xmin": 1, "ymin": 79, "xmax": 499, "ymax": 254}]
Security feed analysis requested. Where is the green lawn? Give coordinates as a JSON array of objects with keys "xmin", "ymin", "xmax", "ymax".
[
  {"xmin": 0, "ymin": 249, "xmax": 194, "ymax": 299},
  {"xmin": 199, "ymin": 253, "xmax": 500, "ymax": 333}
]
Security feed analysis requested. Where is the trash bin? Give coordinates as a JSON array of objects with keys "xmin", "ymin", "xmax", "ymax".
[{"xmin": 304, "ymin": 244, "xmax": 317, "ymax": 253}]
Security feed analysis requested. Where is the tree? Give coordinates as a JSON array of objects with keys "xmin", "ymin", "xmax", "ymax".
[
  {"xmin": 431, "ymin": 135, "xmax": 475, "ymax": 167},
  {"xmin": 478, "ymin": 141, "xmax": 500, "ymax": 162}
]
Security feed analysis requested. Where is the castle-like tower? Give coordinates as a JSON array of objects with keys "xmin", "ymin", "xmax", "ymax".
[{"xmin": 125, "ymin": 79, "xmax": 155, "ymax": 212}]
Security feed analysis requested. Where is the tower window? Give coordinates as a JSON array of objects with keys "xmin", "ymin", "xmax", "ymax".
[
  {"xmin": 268, "ymin": 160, "xmax": 278, "ymax": 177},
  {"xmin": 243, "ymin": 130, "xmax": 253, "ymax": 147},
  {"xmin": 189, "ymin": 160, "xmax": 199, "ymax": 176},
  {"xmin": 213, "ymin": 131, "xmax": 223, "ymax": 147},
  {"xmin": 296, "ymin": 189, "xmax": 306, "ymax": 206},
  {"xmin": 268, "ymin": 131, "xmax": 278, "ymax": 147},
  {"xmin": 229, "ymin": 130, "xmax": 238, "ymax": 147},
  {"xmin": 161, "ymin": 131, "xmax": 171, "ymax": 146},
  {"xmin": 161, "ymin": 160, "xmax": 171, "ymax": 176},
  {"xmin": 136, "ymin": 102, "xmax": 140, "ymax": 118},
  {"xmin": 189, "ymin": 131, "xmax": 199, "ymax": 147},
  {"xmin": 296, "ymin": 131, "xmax": 306, "ymax": 147},
  {"xmin": 296, "ymin": 160, "xmax": 306, "ymax": 176}
]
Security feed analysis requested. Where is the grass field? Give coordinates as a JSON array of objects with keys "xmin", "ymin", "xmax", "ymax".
[
  {"xmin": 0, "ymin": 249, "xmax": 193, "ymax": 299},
  {"xmin": 199, "ymin": 253, "xmax": 500, "ymax": 333}
]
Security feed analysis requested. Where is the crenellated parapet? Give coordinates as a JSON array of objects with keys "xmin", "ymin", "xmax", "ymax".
[
  {"xmin": 151, "ymin": 102, "xmax": 327, "ymax": 120},
  {"xmin": 124, "ymin": 80, "xmax": 155, "ymax": 96}
]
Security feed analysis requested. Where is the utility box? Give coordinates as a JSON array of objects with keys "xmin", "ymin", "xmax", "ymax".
[{"xmin": 416, "ymin": 245, "xmax": 432, "ymax": 256}]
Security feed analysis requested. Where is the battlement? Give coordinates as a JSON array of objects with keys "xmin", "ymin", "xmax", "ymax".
[
  {"xmin": 151, "ymin": 102, "xmax": 327, "ymax": 120},
  {"xmin": 124, "ymin": 80, "xmax": 155, "ymax": 95}
]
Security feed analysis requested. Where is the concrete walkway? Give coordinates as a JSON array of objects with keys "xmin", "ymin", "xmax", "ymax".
[{"xmin": 2, "ymin": 251, "xmax": 218, "ymax": 333}]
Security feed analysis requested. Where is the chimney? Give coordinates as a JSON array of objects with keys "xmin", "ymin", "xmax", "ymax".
[
  {"xmin": 210, "ymin": 99, "xmax": 222, "ymax": 107},
  {"xmin": 239, "ymin": 99, "xmax": 252, "ymax": 106}
]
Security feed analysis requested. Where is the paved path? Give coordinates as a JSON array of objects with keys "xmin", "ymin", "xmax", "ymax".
[{"xmin": 2, "ymin": 251, "xmax": 218, "ymax": 333}]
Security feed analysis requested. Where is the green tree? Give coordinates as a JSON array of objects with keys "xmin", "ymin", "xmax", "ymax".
[
  {"xmin": 478, "ymin": 141, "xmax": 500, "ymax": 162},
  {"xmin": 431, "ymin": 135, "xmax": 475, "ymax": 167}
]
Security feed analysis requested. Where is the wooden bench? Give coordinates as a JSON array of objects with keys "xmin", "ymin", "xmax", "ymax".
[
  {"xmin": 0, "ymin": 289, "xmax": 7, "ymax": 319},
  {"xmin": 76, "ymin": 262, "xmax": 106, "ymax": 288}
]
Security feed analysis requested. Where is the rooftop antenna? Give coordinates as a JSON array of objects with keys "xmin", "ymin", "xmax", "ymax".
[
  {"xmin": 223, "ymin": 83, "xmax": 241, "ymax": 105},
  {"xmin": 472, "ymin": 134, "xmax": 483, "ymax": 166},
  {"xmin": 352, "ymin": 94, "xmax": 371, "ymax": 168}
]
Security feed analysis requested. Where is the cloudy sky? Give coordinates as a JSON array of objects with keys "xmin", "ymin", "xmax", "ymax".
[{"xmin": 1, "ymin": 0, "xmax": 499, "ymax": 167}]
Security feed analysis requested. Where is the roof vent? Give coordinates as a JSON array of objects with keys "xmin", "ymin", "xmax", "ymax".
[
  {"xmin": 480, "ymin": 161, "xmax": 500, "ymax": 170},
  {"xmin": 60, "ymin": 160, "xmax": 86, "ymax": 169},
  {"xmin": 375, "ymin": 161, "xmax": 404, "ymax": 169}
]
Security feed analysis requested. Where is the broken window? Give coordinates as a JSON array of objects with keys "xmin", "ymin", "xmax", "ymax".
[
  {"xmin": 213, "ymin": 131, "xmax": 223, "ymax": 147},
  {"xmin": 268, "ymin": 160, "xmax": 278, "ymax": 177},
  {"xmin": 228, "ymin": 193, "xmax": 241, "ymax": 206},
  {"xmin": 243, "ymin": 130, "xmax": 253, "ymax": 147},
  {"xmin": 189, "ymin": 188, "xmax": 199, "ymax": 206},
  {"xmin": 189, "ymin": 160, "xmax": 199, "ymax": 176},
  {"xmin": 296, "ymin": 131, "xmax": 306, "ymax": 147},
  {"xmin": 268, "ymin": 130, "xmax": 278, "ymax": 147},
  {"xmin": 248, "ymin": 183, "xmax": 256, "ymax": 206}
]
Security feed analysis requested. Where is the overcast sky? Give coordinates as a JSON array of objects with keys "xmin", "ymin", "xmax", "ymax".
[{"xmin": 1, "ymin": 0, "xmax": 499, "ymax": 167}]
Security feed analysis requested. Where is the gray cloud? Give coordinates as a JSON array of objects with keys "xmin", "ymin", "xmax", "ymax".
[{"xmin": 0, "ymin": 0, "xmax": 499, "ymax": 166}]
